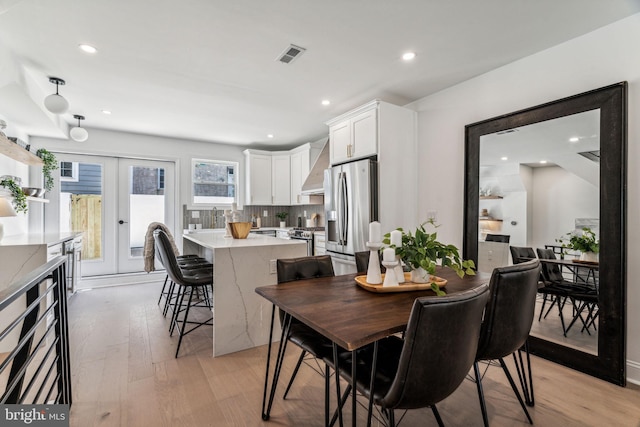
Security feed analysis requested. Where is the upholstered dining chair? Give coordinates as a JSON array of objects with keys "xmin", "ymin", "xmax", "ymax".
[
  {"xmin": 355, "ymin": 250, "xmax": 386, "ymax": 274},
  {"xmin": 473, "ymin": 259, "xmax": 540, "ymax": 427},
  {"xmin": 154, "ymin": 229, "xmax": 213, "ymax": 358},
  {"xmin": 275, "ymin": 256, "xmax": 336, "ymax": 399},
  {"xmin": 326, "ymin": 284, "xmax": 490, "ymax": 427},
  {"xmin": 509, "ymin": 246, "xmax": 536, "ymax": 264}
]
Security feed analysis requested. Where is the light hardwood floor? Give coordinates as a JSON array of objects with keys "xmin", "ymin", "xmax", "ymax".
[{"xmin": 67, "ymin": 281, "xmax": 640, "ymax": 426}]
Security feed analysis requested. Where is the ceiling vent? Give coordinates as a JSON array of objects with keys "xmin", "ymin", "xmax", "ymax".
[
  {"xmin": 277, "ymin": 44, "xmax": 306, "ymax": 64},
  {"xmin": 578, "ymin": 150, "xmax": 600, "ymax": 163}
]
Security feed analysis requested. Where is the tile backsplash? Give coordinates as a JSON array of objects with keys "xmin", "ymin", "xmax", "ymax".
[{"xmin": 183, "ymin": 203, "xmax": 324, "ymax": 229}]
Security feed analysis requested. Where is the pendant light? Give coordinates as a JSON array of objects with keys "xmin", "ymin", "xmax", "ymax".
[
  {"xmin": 70, "ymin": 115, "xmax": 88, "ymax": 142},
  {"xmin": 44, "ymin": 77, "xmax": 69, "ymax": 114}
]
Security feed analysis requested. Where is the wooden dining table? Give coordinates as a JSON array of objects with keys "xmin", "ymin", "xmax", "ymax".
[{"xmin": 255, "ymin": 266, "xmax": 490, "ymax": 425}]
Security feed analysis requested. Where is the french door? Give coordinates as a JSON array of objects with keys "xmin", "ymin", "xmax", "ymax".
[{"xmin": 47, "ymin": 154, "xmax": 175, "ymax": 277}]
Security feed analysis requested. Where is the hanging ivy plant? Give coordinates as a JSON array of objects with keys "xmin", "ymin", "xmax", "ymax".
[
  {"xmin": 36, "ymin": 148, "xmax": 58, "ymax": 192},
  {"xmin": 0, "ymin": 177, "xmax": 27, "ymax": 213}
]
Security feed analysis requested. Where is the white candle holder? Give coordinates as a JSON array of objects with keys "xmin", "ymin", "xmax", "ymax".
[
  {"xmin": 366, "ymin": 242, "xmax": 383, "ymax": 284},
  {"xmin": 394, "ymin": 256, "xmax": 405, "ymax": 283},
  {"xmin": 381, "ymin": 260, "xmax": 399, "ymax": 287}
]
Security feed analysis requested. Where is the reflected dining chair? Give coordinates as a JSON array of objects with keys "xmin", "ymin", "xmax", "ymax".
[
  {"xmin": 327, "ymin": 285, "xmax": 490, "ymax": 427},
  {"xmin": 154, "ymin": 229, "xmax": 213, "ymax": 358},
  {"xmin": 473, "ymin": 259, "xmax": 540, "ymax": 427},
  {"xmin": 262, "ymin": 255, "xmax": 336, "ymax": 422}
]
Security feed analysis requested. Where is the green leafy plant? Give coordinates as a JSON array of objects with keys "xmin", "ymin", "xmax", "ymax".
[
  {"xmin": 557, "ymin": 227, "xmax": 599, "ymax": 254},
  {"xmin": 36, "ymin": 148, "xmax": 58, "ymax": 192},
  {"xmin": 384, "ymin": 219, "xmax": 476, "ymax": 294},
  {"xmin": 0, "ymin": 177, "xmax": 27, "ymax": 213},
  {"xmin": 275, "ymin": 212, "xmax": 288, "ymax": 221}
]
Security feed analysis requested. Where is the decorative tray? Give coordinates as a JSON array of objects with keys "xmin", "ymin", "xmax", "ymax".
[{"xmin": 355, "ymin": 273, "xmax": 448, "ymax": 293}]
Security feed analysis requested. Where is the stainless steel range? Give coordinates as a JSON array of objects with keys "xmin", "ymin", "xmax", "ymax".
[{"xmin": 288, "ymin": 227, "xmax": 324, "ymax": 256}]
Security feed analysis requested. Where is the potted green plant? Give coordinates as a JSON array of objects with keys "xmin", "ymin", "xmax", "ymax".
[
  {"xmin": 275, "ymin": 212, "xmax": 288, "ymax": 228},
  {"xmin": 557, "ymin": 227, "xmax": 599, "ymax": 262},
  {"xmin": 0, "ymin": 177, "xmax": 27, "ymax": 213},
  {"xmin": 36, "ymin": 148, "xmax": 58, "ymax": 192},
  {"xmin": 384, "ymin": 219, "xmax": 476, "ymax": 295}
]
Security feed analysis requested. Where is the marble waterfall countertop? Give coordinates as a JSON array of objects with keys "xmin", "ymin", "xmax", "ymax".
[{"xmin": 182, "ymin": 229, "xmax": 307, "ymax": 357}]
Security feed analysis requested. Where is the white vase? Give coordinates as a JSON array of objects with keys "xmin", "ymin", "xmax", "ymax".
[
  {"xmin": 580, "ymin": 252, "xmax": 598, "ymax": 262},
  {"xmin": 279, "ymin": 221, "xmax": 286, "ymax": 228},
  {"xmin": 410, "ymin": 267, "xmax": 431, "ymax": 283}
]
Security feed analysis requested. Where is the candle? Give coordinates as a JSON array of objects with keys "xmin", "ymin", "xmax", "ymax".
[
  {"xmin": 383, "ymin": 247, "xmax": 396, "ymax": 262},
  {"xmin": 390, "ymin": 230, "xmax": 402, "ymax": 247},
  {"xmin": 369, "ymin": 221, "xmax": 381, "ymax": 243}
]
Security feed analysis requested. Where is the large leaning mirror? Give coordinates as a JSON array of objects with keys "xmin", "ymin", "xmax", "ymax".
[{"xmin": 463, "ymin": 82, "xmax": 627, "ymax": 385}]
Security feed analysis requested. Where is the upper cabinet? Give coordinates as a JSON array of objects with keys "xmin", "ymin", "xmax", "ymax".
[
  {"xmin": 327, "ymin": 99, "xmax": 418, "ymax": 231},
  {"xmin": 244, "ymin": 150, "xmax": 272, "ymax": 205},
  {"xmin": 327, "ymin": 103, "xmax": 377, "ymax": 165},
  {"xmin": 271, "ymin": 154, "xmax": 291, "ymax": 205},
  {"xmin": 244, "ymin": 150, "xmax": 293, "ymax": 206}
]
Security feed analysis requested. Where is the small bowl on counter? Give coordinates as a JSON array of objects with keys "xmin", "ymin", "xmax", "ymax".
[
  {"xmin": 229, "ymin": 222, "xmax": 252, "ymax": 239},
  {"xmin": 22, "ymin": 187, "xmax": 45, "ymax": 197}
]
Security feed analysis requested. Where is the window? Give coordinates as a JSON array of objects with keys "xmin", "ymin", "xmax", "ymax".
[
  {"xmin": 60, "ymin": 161, "xmax": 79, "ymax": 182},
  {"xmin": 191, "ymin": 159, "xmax": 237, "ymax": 205}
]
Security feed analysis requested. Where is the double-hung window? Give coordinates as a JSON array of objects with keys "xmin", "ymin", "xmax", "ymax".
[{"xmin": 191, "ymin": 159, "xmax": 237, "ymax": 206}]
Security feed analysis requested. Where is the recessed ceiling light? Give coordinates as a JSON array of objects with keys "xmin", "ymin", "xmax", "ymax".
[
  {"xmin": 569, "ymin": 136, "xmax": 580, "ymax": 142},
  {"xmin": 321, "ymin": 100, "xmax": 330, "ymax": 106},
  {"xmin": 540, "ymin": 160, "xmax": 547, "ymax": 164},
  {"xmin": 402, "ymin": 52, "xmax": 416, "ymax": 61},
  {"xmin": 267, "ymin": 134, "xmax": 274, "ymax": 139},
  {"xmin": 78, "ymin": 44, "xmax": 97, "ymax": 54},
  {"xmin": 501, "ymin": 156, "xmax": 508, "ymax": 161},
  {"xmin": 102, "ymin": 110, "xmax": 111, "ymax": 115}
]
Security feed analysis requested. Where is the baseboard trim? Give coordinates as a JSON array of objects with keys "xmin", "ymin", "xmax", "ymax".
[
  {"xmin": 77, "ymin": 271, "xmax": 165, "ymax": 289},
  {"xmin": 626, "ymin": 359, "xmax": 640, "ymax": 386}
]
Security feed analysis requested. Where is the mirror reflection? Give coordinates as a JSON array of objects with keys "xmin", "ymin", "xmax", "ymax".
[{"xmin": 478, "ymin": 109, "xmax": 600, "ymax": 355}]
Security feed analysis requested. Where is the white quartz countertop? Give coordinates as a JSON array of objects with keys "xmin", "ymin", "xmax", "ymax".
[
  {"xmin": 184, "ymin": 227, "xmax": 293, "ymax": 234},
  {"xmin": 183, "ymin": 231, "xmax": 305, "ymax": 249},
  {"xmin": 0, "ymin": 231, "xmax": 81, "ymax": 247}
]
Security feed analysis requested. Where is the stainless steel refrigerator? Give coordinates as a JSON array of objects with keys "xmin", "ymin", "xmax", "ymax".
[{"xmin": 324, "ymin": 158, "xmax": 378, "ymax": 274}]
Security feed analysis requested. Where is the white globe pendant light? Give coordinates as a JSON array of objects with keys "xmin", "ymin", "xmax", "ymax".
[
  {"xmin": 70, "ymin": 115, "xmax": 88, "ymax": 142},
  {"xmin": 44, "ymin": 77, "xmax": 69, "ymax": 114}
]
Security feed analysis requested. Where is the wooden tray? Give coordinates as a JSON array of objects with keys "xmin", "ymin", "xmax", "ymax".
[{"xmin": 355, "ymin": 272, "xmax": 448, "ymax": 293}]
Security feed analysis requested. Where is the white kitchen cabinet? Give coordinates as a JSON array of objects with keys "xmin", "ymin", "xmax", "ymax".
[
  {"xmin": 326, "ymin": 99, "xmax": 418, "ymax": 232},
  {"xmin": 271, "ymin": 154, "xmax": 291, "ymax": 205},
  {"xmin": 244, "ymin": 150, "xmax": 272, "ymax": 205},
  {"xmin": 289, "ymin": 142, "xmax": 323, "ymax": 205},
  {"xmin": 328, "ymin": 104, "xmax": 377, "ymax": 165}
]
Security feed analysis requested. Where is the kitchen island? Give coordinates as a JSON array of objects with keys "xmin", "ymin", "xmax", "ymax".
[{"xmin": 183, "ymin": 231, "xmax": 306, "ymax": 356}]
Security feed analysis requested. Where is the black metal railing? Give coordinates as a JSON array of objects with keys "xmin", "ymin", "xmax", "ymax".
[{"xmin": 0, "ymin": 256, "xmax": 72, "ymax": 405}]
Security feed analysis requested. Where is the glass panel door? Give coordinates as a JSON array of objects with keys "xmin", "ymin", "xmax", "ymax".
[{"xmin": 117, "ymin": 159, "xmax": 175, "ymax": 273}]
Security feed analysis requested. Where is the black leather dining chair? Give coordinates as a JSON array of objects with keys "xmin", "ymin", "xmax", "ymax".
[
  {"xmin": 327, "ymin": 284, "xmax": 490, "ymax": 427},
  {"xmin": 355, "ymin": 250, "xmax": 386, "ymax": 274},
  {"xmin": 275, "ymin": 256, "xmax": 336, "ymax": 402},
  {"xmin": 485, "ymin": 234, "xmax": 510, "ymax": 243},
  {"xmin": 509, "ymin": 246, "xmax": 536, "ymax": 264},
  {"xmin": 154, "ymin": 229, "xmax": 213, "ymax": 358},
  {"xmin": 473, "ymin": 259, "xmax": 540, "ymax": 427}
]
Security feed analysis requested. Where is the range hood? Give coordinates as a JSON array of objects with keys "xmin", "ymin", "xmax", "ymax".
[{"xmin": 301, "ymin": 139, "xmax": 329, "ymax": 194}]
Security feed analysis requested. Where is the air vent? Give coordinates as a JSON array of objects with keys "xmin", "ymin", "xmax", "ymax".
[
  {"xmin": 277, "ymin": 44, "xmax": 306, "ymax": 64},
  {"xmin": 578, "ymin": 150, "xmax": 600, "ymax": 163},
  {"xmin": 496, "ymin": 129, "xmax": 518, "ymax": 135}
]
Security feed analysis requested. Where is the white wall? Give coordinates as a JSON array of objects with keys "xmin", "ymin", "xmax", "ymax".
[
  {"xmin": 531, "ymin": 166, "xmax": 599, "ymax": 250},
  {"xmin": 408, "ymin": 13, "xmax": 640, "ymax": 383}
]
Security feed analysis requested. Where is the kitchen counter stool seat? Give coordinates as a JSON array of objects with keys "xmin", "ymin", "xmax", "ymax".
[{"xmin": 154, "ymin": 229, "xmax": 213, "ymax": 358}]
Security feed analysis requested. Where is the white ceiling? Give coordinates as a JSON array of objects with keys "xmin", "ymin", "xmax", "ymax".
[{"xmin": 0, "ymin": 0, "xmax": 638, "ymax": 149}]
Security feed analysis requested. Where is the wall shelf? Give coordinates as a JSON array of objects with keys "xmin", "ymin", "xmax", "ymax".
[
  {"xmin": 479, "ymin": 216, "xmax": 503, "ymax": 222},
  {"xmin": 479, "ymin": 195, "xmax": 503, "ymax": 200},
  {"xmin": 0, "ymin": 134, "xmax": 43, "ymax": 165},
  {"xmin": 27, "ymin": 197, "xmax": 49, "ymax": 204}
]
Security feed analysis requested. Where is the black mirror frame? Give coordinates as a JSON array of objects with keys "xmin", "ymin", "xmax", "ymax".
[{"xmin": 463, "ymin": 82, "xmax": 627, "ymax": 385}]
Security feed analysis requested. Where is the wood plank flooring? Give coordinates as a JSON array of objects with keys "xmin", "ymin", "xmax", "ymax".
[{"xmin": 67, "ymin": 281, "xmax": 640, "ymax": 426}]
